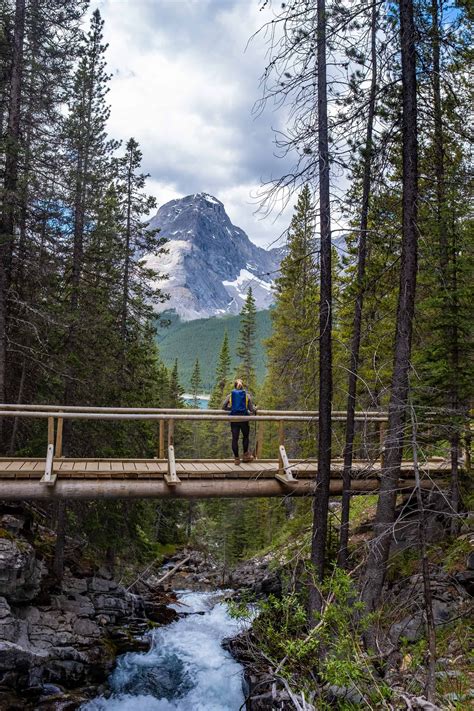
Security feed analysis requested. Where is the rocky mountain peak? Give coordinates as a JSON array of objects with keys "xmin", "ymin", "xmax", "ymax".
[{"xmin": 147, "ymin": 193, "xmax": 282, "ymax": 320}]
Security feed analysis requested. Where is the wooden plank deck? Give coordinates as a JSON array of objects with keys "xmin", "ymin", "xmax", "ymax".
[{"xmin": 0, "ymin": 457, "xmax": 453, "ymax": 481}]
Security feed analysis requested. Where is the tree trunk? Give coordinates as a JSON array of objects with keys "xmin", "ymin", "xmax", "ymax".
[
  {"xmin": 8, "ymin": 358, "xmax": 26, "ymax": 454},
  {"xmin": 430, "ymin": 0, "xmax": 461, "ymax": 532},
  {"xmin": 309, "ymin": 0, "xmax": 332, "ymax": 618},
  {"xmin": 0, "ymin": 0, "xmax": 26, "ymax": 446},
  {"xmin": 338, "ymin": 0, "xmax": 378, "ymax": 568},
  {"xmin": 410, "ymin": 406, "xmax": 437, "ymax": 702},
  {"xmin": 448, "ymin": 233, "xmax": 461, "ymax": 534},
  {"xmin": 362, "ymin": 0, "xmax": 418, "ymax": 618},
  {"xmin": 121, "ymin": 151, "xmax": 133, "ymax": 349},
  {"xmin": 53, "ymin": 501, "xmax": 67, "ymax": 580}
]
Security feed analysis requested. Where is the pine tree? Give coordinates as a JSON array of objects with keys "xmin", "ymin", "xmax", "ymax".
[
  {"xmin": 338, "ymin": 0, "xmax": 380, "ymax": 567},
  {"xmin": 169, "ymin": 359, "xmax": 185, "ymax": 409},
  {"xmin": 62, "ymin": 8, "xmax": 117, "ymax": 414},
  {"xmin": 208, "ymin": 331, "xmax": 232, "ymax": 458},
  {"xmin": 236, "ymin": 287, "xmax": 257, "ymax": 393},
  {"xmin": 265, "ymin": 186, "xmax": 319, "ymax": 413},
  {"xmin": 190, "ymin": 358, "xmax": 202, "ymax": 407},
  {"xmin": 209, "ymin": 331, "xmax": 231, "ymax": 407},
  {"xmin": 362, "ymin": 0, "xmax": 419, "ymax": 616},
  {"xmin": 0, "ymin": 0, "xmax": 26, "ymax": 442},
  {"xmin": 113, "ymin": 136, "xmax": 168, "ymax": 367}
]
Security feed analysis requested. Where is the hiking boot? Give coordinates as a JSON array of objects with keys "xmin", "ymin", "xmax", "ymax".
[
  {"xmin": 234, "ymin": 457, "xmax": 241, "ymax": 465},
  {"xmin": 242, "ymin": 451, "xmax": 254, "ymax": 463}
]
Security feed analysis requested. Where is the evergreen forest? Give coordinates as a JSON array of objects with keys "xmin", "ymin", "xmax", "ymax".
[{"xmin": 0, "ymin": 0, "xmax": 472, "ymax": 709}]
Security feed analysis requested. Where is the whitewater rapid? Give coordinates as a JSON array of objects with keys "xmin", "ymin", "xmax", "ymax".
[{"xmin": 81, "ymin": 590, "xmax": 247, "ymax": 711}]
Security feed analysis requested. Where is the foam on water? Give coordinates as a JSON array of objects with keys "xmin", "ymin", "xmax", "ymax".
[{"xmin": 81, "ymin": 591, "xmax": 246, "ymax": 711}]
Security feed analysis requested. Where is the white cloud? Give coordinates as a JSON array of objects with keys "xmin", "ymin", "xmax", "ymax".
[{"xmin": 93, "ymin": 0, "xmax": 295, "ymax": 246}]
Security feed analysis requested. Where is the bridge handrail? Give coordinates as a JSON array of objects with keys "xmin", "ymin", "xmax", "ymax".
[
  {"xmin": 0, "ymin": 409, "xmax": 385, "ymax": 422},
  {"xmin": 0, "ymin": 403, "xmax": 389, "ymax": 420},
  {"xmin": 2, "ymin": 404, "xmax": 467, "ymax": 490},
  {"xmin": 2, "ymin": 403, "xmax": 468, "ymax": 419}
]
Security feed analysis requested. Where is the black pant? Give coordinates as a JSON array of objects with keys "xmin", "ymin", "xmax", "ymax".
[{"xmin": 230, "ymin": 422, "xmax": 250, "ymax": 457}]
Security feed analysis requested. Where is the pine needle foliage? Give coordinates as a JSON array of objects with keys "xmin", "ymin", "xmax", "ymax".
[{"xmin": 236, "ymin": 287, "xmax": 257, "ymax": 394}]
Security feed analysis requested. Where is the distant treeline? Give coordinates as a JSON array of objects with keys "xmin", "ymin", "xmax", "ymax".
[{"xmin": 156, "ymin": 310, "xmax": 272, "ymax": 391}]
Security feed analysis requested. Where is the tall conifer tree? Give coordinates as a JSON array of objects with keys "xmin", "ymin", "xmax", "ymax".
[
  {"xmin": 265, "ymin": 185, "xmax": 319, "ymax": 411},
  {"xmin": 210, "ymin": 331, "xmax": 231, "ymax": 407},
  {"xmin": 190, "ymin": 358, "xmax": 202, "ymax": 407},
  {"xmin": 236, "ymin": 287, "xmax": 257, "ymax": 393}
]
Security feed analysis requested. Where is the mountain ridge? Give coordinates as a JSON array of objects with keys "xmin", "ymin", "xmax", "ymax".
[{"xmin": 147, "ymin": 193, "xmax": 282, "ymax": 320}]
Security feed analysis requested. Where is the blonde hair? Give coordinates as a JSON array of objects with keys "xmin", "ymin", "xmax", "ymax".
[{"xmin": 234, "ymin": 379, "xmax": 243, "ymax": 389}]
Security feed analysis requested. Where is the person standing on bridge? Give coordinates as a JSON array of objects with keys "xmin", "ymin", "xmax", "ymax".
[{"xmin": 222, "ymin": 379, "xmax": 256, "ymax": 465}]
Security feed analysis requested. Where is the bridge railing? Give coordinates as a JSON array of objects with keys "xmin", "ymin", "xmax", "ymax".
[
  {"xmin": 0, "ymin": 405, "xmax": 393, "ymax": 486},
  {"xmin": 0, "ymin": 404, "xmax": 468, "ymax": 489}
]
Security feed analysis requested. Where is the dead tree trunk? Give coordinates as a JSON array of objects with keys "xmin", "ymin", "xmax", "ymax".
[
  {"xmin": 309, "ymin": 0, "xmax": 332, "ymax": 618},
  {"xmin": 338, "ymin": 0, "xmax": 378, "ymax": 568},
  {"xmin": 362, "ymin": 0, "xmax": 419, "ymax": 617}
]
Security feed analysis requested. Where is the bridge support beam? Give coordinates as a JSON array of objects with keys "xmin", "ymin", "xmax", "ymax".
[
  {"xmin": 0, "ymin": 478, "xmax": 440, "ymax": 500},
  {"xmin": 40, "ymin": 416, "xmax": 57, "ymax": 486},
  {"xmin": 275, "ymin": 445, "xmax": 296, "ymax": 485}
]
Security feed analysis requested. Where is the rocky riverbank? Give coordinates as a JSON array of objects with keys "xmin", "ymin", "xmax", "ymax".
[
  {"xmin": 0, "ymin": 507, "xmax": 178, "ymax": 710},
  {"xmin": 147, "ymin": 547, "xmax": 281, "ymax": 597},
  {"xmin": 0, "ymin": 520, "xmax": 279, "ymax": 711},
  {"xmin": 226, "ymin": 563, "xmax": 473, "ymax": 710},
  {"xmin": 222, "ymin": 505, "xmax": 474, "ymax": 710}
]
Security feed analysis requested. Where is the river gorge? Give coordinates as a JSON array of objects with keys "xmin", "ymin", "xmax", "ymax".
[{"xmin": 82, "ymin": 590, "xmax": 247, "ymax": 711}]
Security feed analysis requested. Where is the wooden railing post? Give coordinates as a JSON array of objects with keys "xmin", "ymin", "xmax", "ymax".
[
  {"xmin": 275, "ymin": 418, "xmax": 295, "ymax": 485},
  {"xmin": 278, "ymin": 420, "xmax": 285, "ymax": 475},
  {"xmin": 255, "ymin": 421, "xmax": 265, "ymax": 460},
  {"xmin": 379, "ymin": 420, "xmax": 387, "ymax": 466},
  {"xmin": 41, "ymin": 416, "xmax": 57, "ymax": 486},
  {"xmin": 158, "ymin": 420, "xmax": 165, "ymax": 459},
  {"xmin": 168, "ymin": 418, "xmax": 174, "ymax": 451},
  {"xmin": 55, "ymin": 414, "xmax": 63, "ymax": 458},
  {"xmin": 165, "ymin": 417, "xmax": 180, "ymax": 486},
  {"xmin": 48, "ymin": 416, "xmax": 55, "ymax": 448}
]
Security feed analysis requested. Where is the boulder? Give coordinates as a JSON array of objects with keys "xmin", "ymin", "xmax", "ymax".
[
  {"xmin": 0, "ymin": 538, "xmax": 45, "ymax": 603},
  {"xmin": 0, "ymin": 514, "xmax": 25, "ymax": 534},
  {"xmin": 0, "ymin": 596, "xmax": 18, "ymax": 642},
  {"xmin": 89, "ymin": 577, "xmax": 117, "ymax": 593},
  {"xmin": 61, "ymin": 575, "xmax": 88, "ymax": 596},
  {"xmin": 387, "ymin": 571, "xmax": 470, "ymax": 645}
]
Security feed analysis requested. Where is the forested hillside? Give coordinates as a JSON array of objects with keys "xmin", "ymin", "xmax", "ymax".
[{"xmin": 156, "ymin": 309, "xmax": 272, "ymax": 390}]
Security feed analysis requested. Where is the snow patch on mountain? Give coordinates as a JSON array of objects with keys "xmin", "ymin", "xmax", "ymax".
[{"xmin": 222, "ymin": 269, "xmax": 273, "ymax": 309}]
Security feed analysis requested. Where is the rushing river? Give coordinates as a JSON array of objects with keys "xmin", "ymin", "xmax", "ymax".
[{"xmin": 81, "ymin": 591, "xmax": 247, "ymax": 711}]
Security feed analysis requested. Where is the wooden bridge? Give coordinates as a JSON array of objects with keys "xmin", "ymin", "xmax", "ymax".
[{"xmin": 0, "ymin": 404, "xmax": 453, "ymax": 500}]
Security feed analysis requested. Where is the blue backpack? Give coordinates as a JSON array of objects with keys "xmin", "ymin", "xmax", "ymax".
[{"xmin": 230, "ymin": 389, "xmax": 249, "ymax": 416}]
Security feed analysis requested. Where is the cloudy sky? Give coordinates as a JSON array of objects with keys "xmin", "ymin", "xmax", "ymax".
[{"xmin": 95, "ymin": 0, "xmax": 295, "ymax": 248}]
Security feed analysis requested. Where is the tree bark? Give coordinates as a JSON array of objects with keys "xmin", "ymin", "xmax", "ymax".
[
  {"xmin": 309, "ymin": 0, "xmax": 332, "ymax": 618},
  {"xmin": 362, "ymin": 0, "xmax": 418, "ymax": 618},
  {"xmin": 430, "ymin": 0, "xmax": 461, "ymax": 532},
  {"xmin": 121, "ymin": 148, "xmax": 133, "ymax": 348},
  {"xmin": 410, "ymin": 406, "xmax": 437, "ymax": 702},
  {"xmin": 8, "ymin": 358, "xmax": 26, "ymax": 455},
  {"xmin": 338, "ymin": 0, "xmax": 378, "ymax": 568},
  {"xmin": 0, "ymin": 0, "xmax": 26, "ymax": 446},
  {"xmin": 53, "ymin": 500, "xmax": 67, "ymax": 580}
]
